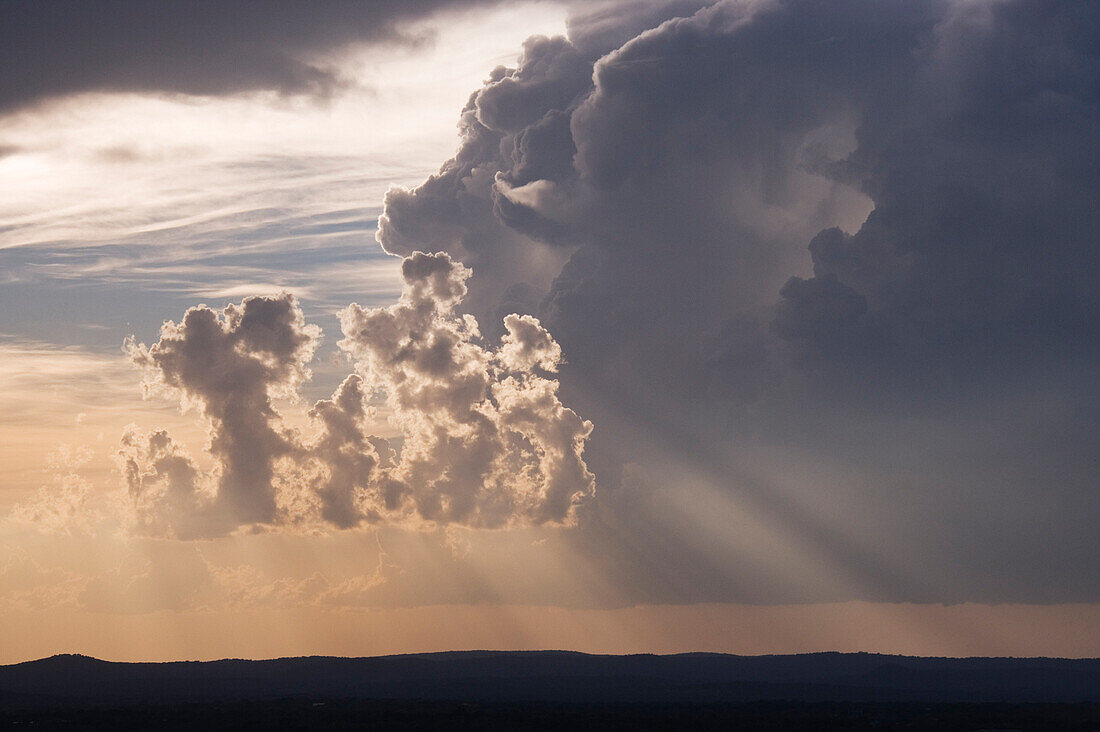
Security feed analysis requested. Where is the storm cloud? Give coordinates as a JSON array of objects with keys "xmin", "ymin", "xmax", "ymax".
[
  {"xmin": 0, "ymin": 0, "xmax": 502, "ymax": 114},
  {"xmin": 375, "ymin": 0, "xmax": 1100, "ymax": 603}
]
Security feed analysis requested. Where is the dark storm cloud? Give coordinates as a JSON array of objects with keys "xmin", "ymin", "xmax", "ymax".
[
  {"xmin": 776, "ymin": 0, "xmax": 1100, "ymax": 393},
  {"xmin": 0, "ymin": 0, "xmax": 495, "ymax": 113},
  {"xmin": 376, "ymin": 0, "xmax": 1100, "ymax": 603}
]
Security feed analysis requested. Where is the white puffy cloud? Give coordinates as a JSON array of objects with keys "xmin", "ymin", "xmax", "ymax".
[
  {"xmin": 84, "ymin": 253, "xmax": 594, "ymax": 537},
  {"xmin": 116, "ymin": 426, "xmax": 223, "ymax": 540},
  {"xmin": 302, "ymin": 375, "xmax": 381, "ymax": 529},
  {"xmin": 338, "ymin": 251, "xmax": 594, "ymax": 527},
  {"xmin": 124, "ymin": 293, "xmax": 321, "ymax": 534},
  {"xmin": 499, "ymin": 313, "xmax": 562, "ymax": 372}
]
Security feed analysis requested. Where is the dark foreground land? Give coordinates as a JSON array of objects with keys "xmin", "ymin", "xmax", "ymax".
[{"xmin": 1, "ymin": 651, "xmax": 1098, "ymax": 729}]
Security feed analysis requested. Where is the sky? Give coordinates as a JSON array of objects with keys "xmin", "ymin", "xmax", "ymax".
[{"xmin": 0, "ymin": 0, "xmax": 1098, "ymax": 663}]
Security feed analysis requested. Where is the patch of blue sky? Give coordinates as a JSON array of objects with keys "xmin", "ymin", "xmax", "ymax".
[{"xmin": 0, "ymin": 200, "xmax": 402, "ymax": 379}]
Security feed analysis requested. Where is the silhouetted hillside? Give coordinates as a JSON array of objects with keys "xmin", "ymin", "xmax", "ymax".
[{"xmin": 1, "ymin": 651, "xmax": 1098, "ymax": 706}]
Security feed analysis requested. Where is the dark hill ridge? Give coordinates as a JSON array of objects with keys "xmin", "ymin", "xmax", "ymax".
[{"xmin": 1, "ymin": 651, "xmax": 1098, "ymax": 707}]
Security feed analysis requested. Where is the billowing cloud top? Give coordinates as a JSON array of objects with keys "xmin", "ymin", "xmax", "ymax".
[{"xmin": 339, "ymin": 252, "xmax": 593, "ymax": 527}]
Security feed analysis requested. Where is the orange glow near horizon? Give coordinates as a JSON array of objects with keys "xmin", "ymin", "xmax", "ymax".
[{"xmin": 2, "ymin": 602, "xmax": 1098, "ymax": 665}]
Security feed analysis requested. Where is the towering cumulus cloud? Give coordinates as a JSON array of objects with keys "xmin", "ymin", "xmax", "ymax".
[
  {"xmin": 373, "ymin": 0, "xmax": 1100, "ymax": 603},
  {"xmin": 119, "ymin": 254, "xmax": 592, "ymax": 537},
  {"xmin": 124, "ymin": 294, "xmax": 321, "ymax": 537}
]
